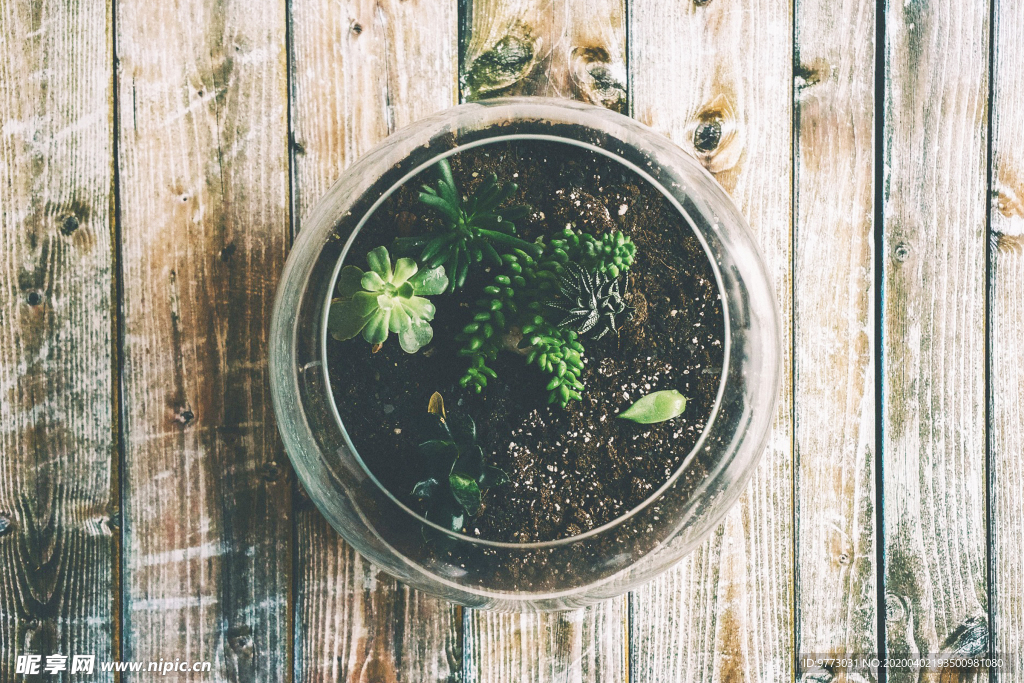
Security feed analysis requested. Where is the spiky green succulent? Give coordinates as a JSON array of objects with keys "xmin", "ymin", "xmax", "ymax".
[
  {"xmin": 398, "ymin": 158, "xmax": 541, "ymax": 291},
  {"xmin": 547, "ymin": 262, "xmax": 633, "ymax": 340},
  {"xmin": 412, "ymin": 407, "xmax": 509, "ymax": 532},
  {"xmin": 457, "ymin": 228, "xmax": 635, "ymax": 407},
  {"xmin": 328, "ymin": 246, "xmax": 447, "ymax": 353}
]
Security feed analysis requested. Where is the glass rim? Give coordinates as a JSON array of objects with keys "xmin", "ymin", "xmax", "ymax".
[{"xmin": 320, "ymin": 131, "xmax": 733, "ymax": 550}]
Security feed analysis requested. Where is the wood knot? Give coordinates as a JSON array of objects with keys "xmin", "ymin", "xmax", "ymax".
[
  {"xmin": 795, "ymin": 59, "xmax": 832, "ymax": 90},
  {"xmin": 60, "ymin": 215, "xmax": 80, "ymax": 236},
  {"xmin": 175, "ymin": 407, "xmax": 195, "ymax": 425},
  {"xmin": 693, "ymin": 120, "xmax": 721, "ymax": 152},
  {"xmin": 893, "ymin": 242, "xmax": 911, "ymax": 262},
  {"xmin": 462, "ymin": 29, "xmax": 539, "ymax": 100},
  {"xmin": 261, "ymin": 460, "xmax": 284, "ymax": 482},
  {"xmin": 940, "ymin": 615, "xmax": 988, "ymax": 656},
  {"xmin": 686, "ymin": 93, "xmax": 743, "ymax": 174},
  {"xmin": 227, "ymin": 625, "xmax": 253, "ymax": 652},
  {"xmin": 350, "ymin": 21, "xmax": 363, "ymax": 35},
  {"xmin": 569, "ymin": 46, "xmax": 626, "ymax": 112},
  {"xmin": 220, "ymin": 242, "xmax": 236, "ymax": 262},
  {"xmin": 0, "ymin": 514, "xmax": 13, "ymax": 537}
]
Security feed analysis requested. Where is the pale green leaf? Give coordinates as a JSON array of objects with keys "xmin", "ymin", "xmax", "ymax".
[
  {"xmin": 327, "ymin": 292, "xmax": 379, "ymax": 341},
  {"xmin": 398, "ymin": 317, "xmax": 433, "ymax": 353},
  {"xmin": 409, "ymin": 265, "xmax": 448, "ymax": 296},
  {"xmin": 362, "ymin": 309, "xmax": 390, "ymax": 344},
  {"xmin": 392, "ymin": 257, "xmax": 418, "ymax": 286},
  {"xmin": 337, "ymin": 265, "xmax": 365, "ymax": 298},
  {"xmin": 366, "ymin": 246, "xmax": 391, "ymax": 279},
  {"xmin": 402, "ymin": 296, "xmax": 435, "ymax": 322},
  {"xmin": 617, "ymin": 390, "xmax": 687, "ymax": 424},
  {"xmin": 360, "ymin": 270, "xmax": 385, "ymax": 292}
]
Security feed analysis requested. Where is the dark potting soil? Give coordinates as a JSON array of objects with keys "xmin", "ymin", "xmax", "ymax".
[{"xmin": 327, "ymin": 139, "xmax": 725, "ymax": 543}]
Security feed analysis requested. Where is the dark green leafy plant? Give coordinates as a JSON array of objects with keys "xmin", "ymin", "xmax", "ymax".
[
  {"xmin": 546, "ymin": 262, "xmax": 633, "ymax": 340},
  {"xmin": 411, "ymin": 394, "xmax": 509, "ymax": 531},
  {"xmin": 399, "ymin": 158, "xmax": 541, "ymax": 291},
  {"xmin": 618, "ymin": 390, "xmax": 687, "ymax": 424},
  {"xmin": 328, "ymin": 246, "xmax": 448, "ymax": 353},
  {"xmin": 457, "ymin": 228, "xmax": 636, "ymax": 407}
]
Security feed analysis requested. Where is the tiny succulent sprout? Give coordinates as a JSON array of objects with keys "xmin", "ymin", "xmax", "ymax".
[
  {"xmin": 547, "ymin": 262, "xmax": 634, "ymax": 341},
  {"xmin": 400, "ymin": 158, "xmax": 541, "ymax": 291},
  {"xmin": 617, "ymin": 390, "xmax": 687, "ymax": 424},
  {"xmin": 328, "ymin": 246, "xmax": 448, "ymax": 353},
  {"xmin": 412, "ymin": 396, "xmax": 509, "ymax": 531}
]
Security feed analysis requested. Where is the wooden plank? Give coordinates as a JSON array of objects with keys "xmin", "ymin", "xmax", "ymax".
[
  {"xmin": 628, "ymin": 0, "xmax": 795, "ymax": 680},
  {"xmin": 881, "ymin": 0, "xmax": 990, "ymax": 674},
  {"xmin": 460, "ymin": 0, "xmax": 627, "ymax": 111},
  {"xmin": 116, "ymin": 0, "xmax": 292, "ymax": 677},
  {"xmin": 464, "ymin": 602, "xmax": 627, "ymax": 683},
  {"xmin": 0, "ymin": 0, "xmax": 116, "ymax": 677},
  {"xmin": 990, "ymin": 0, "xmax": 1024, "ymax": 676},
  {"xmin": 458, "ymin": 1, "xmax": 629, "ymax": 681},
  {"xmin": 793, "ymin": 0, "xmax": 878, "ymax": 667},
  {"xmin": 288, "ymin": 1, "xmax": 462, "ymax": 681}
]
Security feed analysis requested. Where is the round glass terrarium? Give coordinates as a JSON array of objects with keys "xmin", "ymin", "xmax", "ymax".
[{"xmin": 270, "ymin": 97, "xmax": 781, "ymax": 611}]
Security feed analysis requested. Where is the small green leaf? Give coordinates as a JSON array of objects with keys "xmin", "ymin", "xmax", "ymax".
[
  {"xmin": 617, "ymin": 390, "xmax": 687, "ymax": 424},
  {"xmin": 411, "ymin": 478, "xmax": 440, "ymax": 499},
  {"xmin": 366, "ymin": 246, "xmax": 391, "ymax": 279},
  {"xmin": 391, "ymin": 257, "xmax": 418, "ymax": 286},
  {"xmin": 479, "ymin": 465, "xmax": 510, "ymax": 488},
  {"xmin": 327, "ymin": 292, "xmax": 378, "ymax": 341},
  {"xmin": 398, "ymin": 317, "xmax": 433, "ymax": 353},
  {"xmin": 361, "ymin": 308, "xmax": 391, "ymax": 345},
  {"xmin": 337, "ymin": 265, "xmax": 365, "ymax": 298},
  {"xmin": 409, "ymin": 265, "xmax": 448, "ymax": 296},
  {"xmin": 452, "ymin": 445, "xmax": 483, "ymax": 482},
  {"xmin": 446, "ymin": 413, "xmax": 476, "ymax": 449},
  {"xmin": 360, "ymin": 270, "xmax": 385, "ymax": 292},
  {"xmin": 449, "ymin": 472, "xmax": 481, "ymax": 515}
]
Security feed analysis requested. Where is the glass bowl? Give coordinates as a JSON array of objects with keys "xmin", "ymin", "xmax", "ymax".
[{"xmin": 269, "ymin": 97, "xmax": 781, "ymax": 611}]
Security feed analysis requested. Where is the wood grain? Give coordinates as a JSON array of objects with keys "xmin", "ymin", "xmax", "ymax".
[
  {"xmin": 881, "ymin": 0, "xmax": 990, "ymax": 675},
  {"xmin": 460, "ymin": 0, "xmax": 627, "ymax": 111},
  {"xmin": 990, "ymin": 0, "xmax": 1024, "ymax": 676},
  {"xmin": 459, "ymin": 1, "xmax": 629, "ymax": 680},
  {"xmin": 289, "ymin": 1, "xmax": 461, "ymax": 681},
  {"xmin": 0, "ymin": 0, "xmax": 115, "ymax": 678},
  {"xmin": 793, "ymin": 0, "xmax": 878, "ymax": 669},
  {"xmin": 464, "ymin": 601, "xmax": 627, "ymax": 683},
  {"xmin": 628, "ymin": 0, "xmax": 795, "ymax": 680},
  {"xmin": 116, "ymin": 0, "xmax": 292, "ymax": 678}
]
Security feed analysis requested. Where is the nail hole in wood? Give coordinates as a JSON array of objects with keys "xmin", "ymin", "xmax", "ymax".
[
  {"xmin": 894, "ymin": 242, "xmax": 910, "ymax": 262},
  {"xmin": 351, "ymin": 22, "xmax": 363, "ymax": 35},
  {"xmin": 176, "ymin": 408, "xmax": 195, "ymax": 425},
  {"xmin": 26, "ymin": 291, "xmax": 42, "ymax": 306}
]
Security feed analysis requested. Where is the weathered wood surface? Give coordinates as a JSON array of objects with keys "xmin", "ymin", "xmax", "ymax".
[
  {"xmin": 0, "ymin": 0, "xmax": 116, "ymax": 678},
  {"xmin": 116, "ymin": 0, "xmax": 293, "ymax": 678},
  {"xmin": 881, "ymin": 0, "xmax": 990, "ymax": 676},
  {"xmin": 628, "ymin": 0, "xmax": 795, "ymax": 680},
  {"xmin": 289, "ymin": 0, "xmax": 462, "ymax": 681},
  {"xmin": 464, "ymin": 600, "xmax": 627, "ymax": 683},
  {"xmin": 460, "ymin": 0, "xmax": 627, "ymax": 111},
  {"xmin": 7, "ymin": 0, "xmax": 1024, "ymax": 680},
  {"xmin": 459, "ymin": 1, "xmax": 629, "ymax": 681},
  {"xmin": 793, "ymin": 0, "xmax": 878, "ymax": 670},
  {"xmin": 990, "ymin": 0, "xmax": 1024, "ymax": 676}
]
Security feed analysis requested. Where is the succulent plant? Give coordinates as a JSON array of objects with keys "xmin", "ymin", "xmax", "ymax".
[
  {"xmin": 328, "ymin": 246, "xmax": 448, "ymax": 353},
  {"xmin": 411, "ymin": 394, "xmax": 509, "ymax": 531},
  {"xmin": 547, "ymin": 262, "xmax": 633, "ymax": 341},
  {"xmin": 398, "ymin": 158, "xmax": 541, "ymax": 291},
  {"xmin": 457, "ymin": 228, "xmax": 636, "ymax": 407},
  {"xmin": 618, "ymin": 390, "xmax": 687, "ymax": 424}
]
